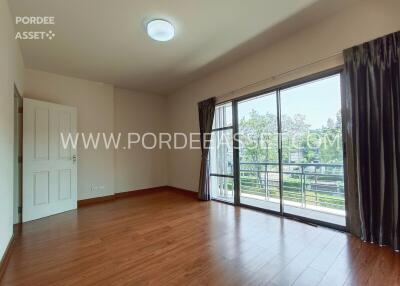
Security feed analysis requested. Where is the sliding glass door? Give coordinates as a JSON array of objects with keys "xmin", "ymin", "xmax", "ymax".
[
  {"xmin": 232, "ymin": 70, "xmax": 345, "ymax": 228},
  {"xmin": 210, "ymin": 102, "xmax": 234, "ymax": 203},
  {"xmin": 237, "ymin": 92, "xmax": 281, "ymax": 212},
  {"xmin": 280, "ymin": 74, "xmax": 345, "ymax": 226},
  {"xmin": 209, "ymin": 70, "xmax": 346, "ymax": 228}
]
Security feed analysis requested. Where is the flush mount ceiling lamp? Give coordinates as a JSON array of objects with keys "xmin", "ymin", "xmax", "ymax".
[{"xmin": 146, "ymin": 19, "xmax": 175, "ymax": 42}]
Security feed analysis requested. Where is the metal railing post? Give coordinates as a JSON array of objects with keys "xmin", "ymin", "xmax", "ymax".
[
  {"xmin": 300, "ymin": 166, "xmax": 305, "ymax": 208},
  {"xmin": 265, "ymin": 163, "xmax": 268, "ymax": 200}
]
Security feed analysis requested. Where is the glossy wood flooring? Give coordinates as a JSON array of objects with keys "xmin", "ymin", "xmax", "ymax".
[{"xmin": 2, "ymin": 189, "xmax": 400, "ymax": 286}]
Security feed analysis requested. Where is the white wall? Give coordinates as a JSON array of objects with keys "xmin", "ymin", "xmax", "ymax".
[
  {"xmin": 114, "ymin": 88, "xmax": 168, "ymax": 193},
  {"xmin": 23, "ymin": 71, "xmax": 169, "ymax": 200},
  {"xmin": 0, "ymin": 0, "xmax": 24, "ymax": 261},
  {"xmin": 166, "ymin": 0, "xmax": 400, "ymax": 192},
  {"xmin": 24, "ymin": 69, "xmax": 115, "ymax": 200}
]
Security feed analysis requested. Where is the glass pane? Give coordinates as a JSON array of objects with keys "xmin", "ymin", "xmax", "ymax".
[
  {"xmin": 280, "ymin": 74, "xmax": 345, "ymax": 226},
  {"xmin": 210, "ymin": 129, "xmax": 233, "ymax": 176},
  {"xmin": 213, "ymin": 102, "xmax": 232, "ymax": 129},
  {"xmin": 211, "ymin": 176, "xmax": 234, "ymax": 203},
  {"xmin": 238, "ymin": 92, "xmax": 280, "ymax": 212}
]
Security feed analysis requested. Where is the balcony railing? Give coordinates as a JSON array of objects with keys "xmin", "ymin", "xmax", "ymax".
[{"xmin": 240, "ymin": 162, "xmax": 345, "ymax": 214}]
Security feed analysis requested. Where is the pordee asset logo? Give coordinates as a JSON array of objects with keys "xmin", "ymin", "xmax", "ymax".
[{"xmin": 15, "ymin": 16, "xmax": 56, "ymax": 40}]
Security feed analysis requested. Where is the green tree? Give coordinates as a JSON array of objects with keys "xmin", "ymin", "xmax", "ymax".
[{"xmin": 239, "ymin": 109, "xmax": 342, "ymax": 164}]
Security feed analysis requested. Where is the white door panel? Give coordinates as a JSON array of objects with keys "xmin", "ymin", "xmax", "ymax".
[{"xmin": 23, "ymin": 98, "xmax": 77, "ymax": 222}]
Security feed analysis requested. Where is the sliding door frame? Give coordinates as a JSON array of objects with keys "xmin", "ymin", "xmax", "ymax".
[
  {"xmin": 227, "ymin": 66, "xmax": 348, "ymax": 231},
  {"xmin": 232, "ymin": 101, "xmax": 240, "ymax": 206},
  {"xmin": 209, "ymin": 102, "xmax": 235, "ymax": 204}
]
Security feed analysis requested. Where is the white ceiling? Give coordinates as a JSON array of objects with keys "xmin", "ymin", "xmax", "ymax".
[{"xmin": 9, "ymin": 0, "xmax": 357, "ymax": 95}]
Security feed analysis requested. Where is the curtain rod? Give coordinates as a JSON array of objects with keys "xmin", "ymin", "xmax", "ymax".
[{"xmin": 216, "ymin": 51, "xmax": 343, "ymax": 102}]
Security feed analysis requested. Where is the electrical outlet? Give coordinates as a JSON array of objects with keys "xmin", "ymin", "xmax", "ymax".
[{"xmin": 91, "ymin": 185, "xmax": 104, "ymax": 192}]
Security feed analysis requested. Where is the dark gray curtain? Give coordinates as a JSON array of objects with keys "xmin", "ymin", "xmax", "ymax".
[
  {"xmin": 198, "ymin": 97, "xmax": 216, "ymax": 201},
  {"xmin": 343, "ymin": 31, "xmax": 400, "ymax": 251}
]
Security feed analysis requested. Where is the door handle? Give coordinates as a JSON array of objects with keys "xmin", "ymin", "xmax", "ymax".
[{"xmin": 72, "ymin": 155, "xmax": 77, "ymax": 163}]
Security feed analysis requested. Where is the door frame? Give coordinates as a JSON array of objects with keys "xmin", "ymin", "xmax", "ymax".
[
  {"xmin": 13, "ymin": 85, "xmax": 23, "ymax": 224},
  {"xmin": 214, "ymin": 66, "xmax": 348, "ymax": 232}
]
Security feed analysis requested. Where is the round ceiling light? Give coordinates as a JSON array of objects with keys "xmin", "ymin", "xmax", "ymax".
[{"xmin": 146, "ymin": 19, "xmax": 175, "ymax": 42}]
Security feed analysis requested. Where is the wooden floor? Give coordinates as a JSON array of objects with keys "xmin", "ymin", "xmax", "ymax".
[{"xmin": 1, "ymin": 189, "xmax": 400, "ymax": 286}]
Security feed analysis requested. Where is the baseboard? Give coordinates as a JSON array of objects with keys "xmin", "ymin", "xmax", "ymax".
[
  {"xmin": 0, "ymin": 234, "xmax": 15, "ymax": 281},
  {"xmin": 165, "ymin": 186, "xmax": 198, "ymax": 198},
  {"xmin": 78, "ymin": 185, "xmax": 195, "ymax": 207},
  {"xmin": 77, "ymin": 194, "xmax": 115, "ymax": 207},
  {"xmin": 114, "ymin": 186, "xmax": 168, "ymax": 199}
]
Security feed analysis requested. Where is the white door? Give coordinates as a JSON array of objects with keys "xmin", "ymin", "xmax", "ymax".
[{"xmin": 23, "ymin": 98, "xmax": 78, "ymax": 222}]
